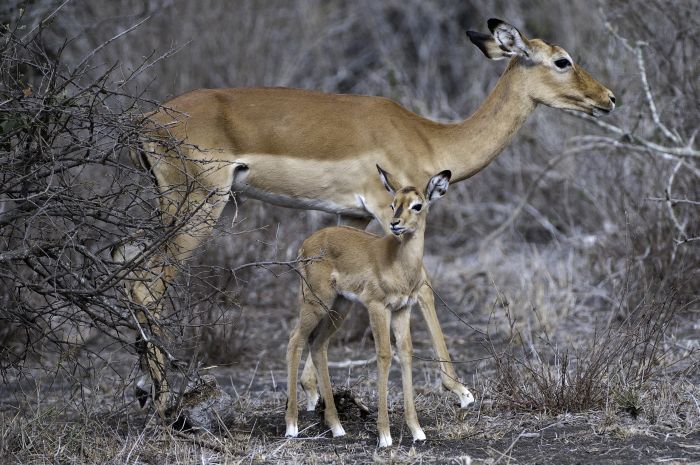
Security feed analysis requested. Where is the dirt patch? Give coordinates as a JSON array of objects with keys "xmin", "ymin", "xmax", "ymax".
[{"xmin": 2, "ymin": 301, "xmax": 698, "ymax": 464}]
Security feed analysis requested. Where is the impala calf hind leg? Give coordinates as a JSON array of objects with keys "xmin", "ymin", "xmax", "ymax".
[
  {"xmin": 286, "ymin": 286, "xmax": 339, "ymax": 437},
  {"xmin": 285, "ymin": 302, "xmax": 325, "ymax": 437},
  {"xmin": 308, "ymin": 301, "xmax": 351, "ymax": 437}
]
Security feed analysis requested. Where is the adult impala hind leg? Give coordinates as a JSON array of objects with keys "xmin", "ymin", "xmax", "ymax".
[
  {"xmin": 299, "ymin": 353, "xmax": 319, "ymax": 411},
  {"xmin": 417, "ymin": 272, "xmax": 475, "ymax": 408},
  {"xmin": 300, "ymin": 215, "xmax": 371, "ymax": 411},
  {"xmin": 391, "ymin": 306, "xmax": 425, "ymax": 442},
  {"xmin": 127, "ymin": 154, "xmax": 235, "ymax": 415},
  {"xmin": 308, "ymin": 297, "xmax": 352, "ymax": 437}
]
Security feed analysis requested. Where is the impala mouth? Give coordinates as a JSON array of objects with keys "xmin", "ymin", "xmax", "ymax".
[
  {"xmin": 591, "ymin": 105, "xmax": 613, "ymax": 117},
  {"xmin": 390, "ymin": 225, "xmax": 406, "ymax": 236}
]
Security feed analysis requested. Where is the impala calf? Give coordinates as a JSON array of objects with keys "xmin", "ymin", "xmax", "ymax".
[{"xmin": 285, "ymin": 166, "xmax": 451, "ymax": 447}]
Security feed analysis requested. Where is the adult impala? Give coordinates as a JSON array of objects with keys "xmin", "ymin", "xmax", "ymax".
[{"xmin": 125, "ymin": 18, "xmax": 615, "ymax": 413}]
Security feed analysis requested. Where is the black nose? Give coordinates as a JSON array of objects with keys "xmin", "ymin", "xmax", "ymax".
[
  {"xmin": 390, "ymin": 219, "xmax": 400, "ymax": 227},
  {"xmin": 610, "ymin": 95, "xmax": 616, "ymax": 105}
]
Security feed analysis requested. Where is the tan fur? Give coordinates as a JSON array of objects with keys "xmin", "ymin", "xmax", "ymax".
[
  {"xmin": 125, "ymin": 18, "xmax": 614, "ymax": 413},
  {"xmin": 285, "ymin": 170, "xmax": 449, "ymax": 446}
]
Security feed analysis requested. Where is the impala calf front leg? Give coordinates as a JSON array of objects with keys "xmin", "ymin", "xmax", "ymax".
[
  {"xmin": 391, "ymin": 306, "xmax": 425, "ymax": 442},
  {"xmin": 368, "ymin": 302, "xmax": 393, "ymax": 448}
]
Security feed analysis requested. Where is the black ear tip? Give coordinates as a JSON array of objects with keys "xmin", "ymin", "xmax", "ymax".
[
  {"xmin": 376, "ymin": 164, "xmax": 383, "ymax": 173},
  {"xmin": 487, "ymin": 18, "xmax": 506, "ymax": 33},
  {"xmin": 466, "ymin": 30, "xmax": 492, "ymax": 47}
]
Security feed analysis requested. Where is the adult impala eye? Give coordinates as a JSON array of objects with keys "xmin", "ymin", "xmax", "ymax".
[
  {"xmin": 554, "ymin": 58, "xmax": 571, "ymax": 69},
  {"xmin": 411, "ymin": 204, "xmax": 423, "ymax": 212}
]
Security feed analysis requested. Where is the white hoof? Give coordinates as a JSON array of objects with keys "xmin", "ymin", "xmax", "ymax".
[
  {"xmin": 331, "ymin": 424, "xmax": 346, "ymax": 437},
  {"xmin": 412, "ymin": 427, "xmax": 426, "ymax": 442},
  {"xmin": 378, "ymin": 432, "xmax": 393, "ymax": 448},
  {"xmin": 456, "ymin": 386, "xmax": 475, "ymax": 408},
  {"xmin": 285, "ymin": 423, "xmax": 299, "ymax": 438},
  {"xmin": 305, "ymin": 391, "xmax": 319, "ymax": 411}
]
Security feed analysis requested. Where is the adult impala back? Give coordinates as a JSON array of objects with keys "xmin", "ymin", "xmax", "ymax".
[{"xmin": 124, "ymin": 18, "xmax": 615, "ymax": 413}]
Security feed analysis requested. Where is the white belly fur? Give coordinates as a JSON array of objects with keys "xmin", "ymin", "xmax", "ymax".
[
  {"xmin": 339, "ymin": 290, "xmax": 416, "ymax": 312},
  {"xmin": 238, "ymin": 184, "xmax": 369, "ymax": 217},
  {"xmin": 229, "ymin": 154, "xmax": 374, "ymax": 217}
]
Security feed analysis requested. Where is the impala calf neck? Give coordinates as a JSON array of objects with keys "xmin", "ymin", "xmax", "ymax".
[{"xmin": 285, "ymin": 167, "xmax": 451, "ymax": 447}]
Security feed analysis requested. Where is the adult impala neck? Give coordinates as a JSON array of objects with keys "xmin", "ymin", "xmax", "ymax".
[{"xmin": 435, "ymin": 62, "xmax": 536, "ymax": 181}]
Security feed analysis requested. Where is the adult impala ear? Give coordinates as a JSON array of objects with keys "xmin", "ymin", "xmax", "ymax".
[
  {"xmin": 466, "ymin": 18, "xmax": 531, "ymax": 60},
  {"xmin": 487, "ymin": 18, "xmax": 531, "ymax": 58},
  {"xmin": 376, "ymin": 164, "xmax": 398, "ymax": 196},
  {"xmin": 466, "ymin": 30, "xmax": 511, "ymax": 60},
  {"xmin": 425, "ymin": 170, "xmax": 451, "ymax": 203}
]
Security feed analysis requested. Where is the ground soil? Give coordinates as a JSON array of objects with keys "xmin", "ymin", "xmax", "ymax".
[{"xmin": 1, "ymin": 300, "xmax": 698, "ymax": 464}]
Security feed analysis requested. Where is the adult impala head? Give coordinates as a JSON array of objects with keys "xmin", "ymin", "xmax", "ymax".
[
  {"xmin": 467, "ymin": 18, "xmax": 615, "ymax": 117},
  {"xmin": 376, "ymin": 165, "xmax": 451, "ymax": 237}
]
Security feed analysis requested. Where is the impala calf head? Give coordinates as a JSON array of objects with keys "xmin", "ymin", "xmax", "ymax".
[
  {"xmin": 467, "ymin": 18, "xmax": 615, "ymax": 116},
  {"xmin": 376, "ymin": 165, "xmax": 451, "ymax": 236}
]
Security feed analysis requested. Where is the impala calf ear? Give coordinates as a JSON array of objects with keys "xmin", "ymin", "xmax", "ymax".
[
  {"xmin": 376, "ymin": 164, "xmax": 398, "ymax": 196},
  {"xmin": 466, "ymin": 30, "xmax": 512, "ymax": 60},
  {"xmin": 425, "ymin": 170, "xmax": 451, "ymax": 202},
  {"xmin": 487, "ymin": 18, "xmax": 531, "ymax": 58}
]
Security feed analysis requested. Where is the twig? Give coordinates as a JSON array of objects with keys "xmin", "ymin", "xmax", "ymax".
[
  {"xmin": 665, "ymin": 160, "xmax": 687, "ymax": 261},
  {"xmin": 634, "ymin": 44, "xmax": 681, "ymax": 145}
]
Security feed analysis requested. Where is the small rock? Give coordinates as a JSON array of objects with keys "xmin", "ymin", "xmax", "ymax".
[{"xmin": 172, "ymin": 374, "xmax": 234, "ymax": 432}]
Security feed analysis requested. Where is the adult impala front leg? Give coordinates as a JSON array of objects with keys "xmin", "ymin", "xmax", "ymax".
[{"xmin": 417, "ymin": 273, "xmax": 475, "ymax": 408}]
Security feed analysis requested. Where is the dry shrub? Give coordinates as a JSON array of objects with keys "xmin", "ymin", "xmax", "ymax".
[
  {"xmin": 0, "ymin": 6, "xmax": 257, "ymax": 404},
  {"xmin": 489, "ymin": 287, "xmax": 684, "ymax": 413}
]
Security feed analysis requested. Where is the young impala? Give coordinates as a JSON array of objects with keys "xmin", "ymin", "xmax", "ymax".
[
  {"xmin": 122, "ymin": 18, "xmax": 615, "ymax": 414},
  {"xmin": 285, "ymin": 166, "xmax": 451, "ymax": 447}
]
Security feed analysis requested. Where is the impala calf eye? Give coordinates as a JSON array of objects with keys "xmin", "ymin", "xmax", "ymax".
[
  {"xmin": 411, "ymin": 204, "xmax": 423, "ymax": 212},
  {"xmin": 554, "ymin": 58, "xmax": 571, "ymax": 69}
]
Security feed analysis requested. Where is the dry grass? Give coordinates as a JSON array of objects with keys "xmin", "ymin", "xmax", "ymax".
[{"xmin": 487, "ymin": 288, "xmax": 685, "ymax": 414}]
